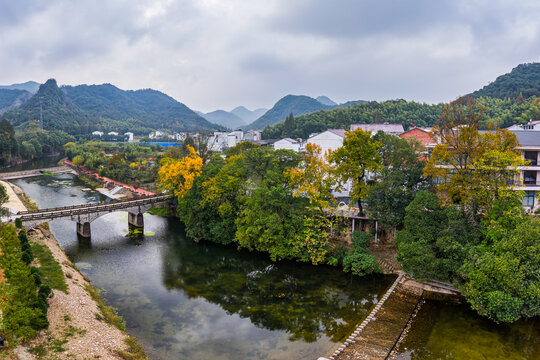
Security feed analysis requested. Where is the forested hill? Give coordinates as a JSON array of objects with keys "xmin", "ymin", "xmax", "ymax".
[
  {"xmin": 470, "ymin": 63, "xmax": 540, "ymax": 99},
  {"xmin": 262, "ymin": 100, "xmax": 445, "ymax": 139},
  {"xmin": 245, "ymin": 95, "xmax": 334, "ymax": 130},
  {"xmin": 0, "ymin": 89, "xmax": 32, "ymax": 114},
  {"xmin": 63, "ymin": 84, "xmax": 222, "ymax": 132},
  {"xmin": 1, "ymin": 79, "xmax": 94, "ymax": 134}
]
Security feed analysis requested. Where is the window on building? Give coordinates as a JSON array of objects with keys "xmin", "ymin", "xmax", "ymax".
[
  {"xmin": 523, "ymin": 191, "xmax": 535, "ymax": 207},
  {"xmin": 525, "ymin": 151, "xmax": 538, "ymax": 166},
  {"xmin": 524, "ymin": 171, "xmax": 537, "ymax": 185}
]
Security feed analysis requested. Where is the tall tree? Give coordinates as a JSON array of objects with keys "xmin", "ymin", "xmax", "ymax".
[
  {"xmin": 158, "ymin": 145, "xmax": 203, "ymax": 198},
  {"xmin": 329, "ymin": 128, "xmax": 381, "ymax": 213},
  {"xmin": 365, "ymin": 132, "xmax": 428, "ymax": 230},
  {"xmin": 282, "ymin": 112, "xmax": 295, "ymax": 138},
  {"xmin": 424, "ymin": 97, "xmax": 524, "ymax": 214}
]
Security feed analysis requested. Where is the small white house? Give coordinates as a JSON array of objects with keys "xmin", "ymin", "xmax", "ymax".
[
  {"xmin": 227, "ymin": 131, "xmax": 244, "ymax": 148},
  {"xmin": 92, "ymin": 131, "xmax": 104, "ymax": 137},
  {"xmin": 244, "ymin": 130, "xmax": 262, "ymax": 142},
  {"xmin": 207, "ymin": 131, "xmax": 228, "ymax": 151},
  {"xmin": 307, "ymin": 129, "xmax": 346, "ymax": 155},
  {"xmin": 108, "ymin": 131, "xmax": 119, "ymax": 136},
  {"xmin": 149, "ymin": 130, "xmax": 164, "ymax": 139},
  {"xmin": 124, "ymin": 132, "xmax": 134, "ymax": 142},
  {"xmin": 273, "ymin": 138, "xmax": 302, "ymax": 152}
]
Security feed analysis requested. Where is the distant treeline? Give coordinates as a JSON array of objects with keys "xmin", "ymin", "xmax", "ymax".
[
  {"xmin": 262, "ymin": 96, "xmax": 540, "ymax": 139},
  {"xmin": 0, "ymin": 119, "xmax": 74, "ymax": 167}
]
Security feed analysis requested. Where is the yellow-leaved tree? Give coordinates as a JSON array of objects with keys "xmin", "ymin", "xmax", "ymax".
[{"xmin": 158, "ymin": 145, "xmax": 203, "ymax": 199}]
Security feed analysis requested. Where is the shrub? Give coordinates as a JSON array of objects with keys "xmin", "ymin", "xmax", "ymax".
[
  {"xmin": 30, "ymin": 266, "xmax": 42, "ymax": 286},
  {"xmin": 342, "ymin": 231, "xmax": 380, "ymax": 276},
  {"xmin": 15, "ymin": 217, "xmax": 23, "ymax": 228}
]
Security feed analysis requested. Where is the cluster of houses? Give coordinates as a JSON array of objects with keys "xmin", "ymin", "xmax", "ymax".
[
  {"xmin": 206, "ymin": 121, "xmax": 540, "ymax": 212},
  {"xmin": 92, "ymin": 131, "xmax": 134, "ymax": 142}
]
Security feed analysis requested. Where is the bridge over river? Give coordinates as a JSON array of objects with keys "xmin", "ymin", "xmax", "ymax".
[{"xmin": 15, "ymin": 194, "xmax": 171, "ymax": 238}]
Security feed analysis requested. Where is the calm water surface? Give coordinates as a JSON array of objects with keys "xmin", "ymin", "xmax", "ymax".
[
  {"xmin": 394, "ymin": 300, "xmax": 540, "ymax": 360},
  {"xmin": 14, "ymin": 174, "xmax": 394, "ymax": 360}
]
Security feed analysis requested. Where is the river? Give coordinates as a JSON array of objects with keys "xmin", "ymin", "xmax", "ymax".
[
  {"xmin": 13, "ymin": 173, "xmax": 393, "ymax": 360},
  {"xmin": 11, "ymin": 173, "xmax": 540, "ymax": 360}
]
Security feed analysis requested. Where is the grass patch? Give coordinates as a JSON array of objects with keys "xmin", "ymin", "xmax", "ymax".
[
  {"xmin": 84, "ymin": 284, "xmax": 125, "ymax": 331},
  {"xmin": 78, "ymin": 174, "xmax": 102, "ymax": 189},
  {"xmin": 29, "ymin": 345, "xmax": 48, "ymax": 356},
  {"xmin": 115, "ymin": 337, "xmax": 148, "ymax": 360},
  {"xmin": 18, "ymin": 193, "xmax": 38, "ymax": 211},
  {"xmin": 31, "ymin": 241, "xmax": 68, "ymax": 293},
  {"xmin": 146, "ymin": 206, "xmax": 173, "ymax": 217}
]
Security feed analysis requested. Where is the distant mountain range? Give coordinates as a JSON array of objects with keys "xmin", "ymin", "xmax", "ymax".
[
  {"xmin": 197, "ymin": 106, "xmax": 268, "ymax": 129},
  {"xmin": 3, "ymin": 62, "xmax": 540, "ymax": 136},
  {"xmin": 0, "ymin": 81, "xmax": 40, "ymax": 94},
  {"xmin": 0, "ymin": 89, "xmax": 32, "ymax": 114},
  {"xmin": 0, "ymin": 79, "xmax": 223, "ymax": 135}
]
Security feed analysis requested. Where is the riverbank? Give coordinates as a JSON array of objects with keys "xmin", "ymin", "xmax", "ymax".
[
  {"xmin": 0, "ymin": 181, "xmax": 146, "ymax": 360},
  {"xmin": 20, "ymin": 226, "xmax": 146, "ymax": 359}
]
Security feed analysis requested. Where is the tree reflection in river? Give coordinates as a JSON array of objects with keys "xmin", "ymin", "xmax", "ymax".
[{"xmin": 162, "ymin": 235, "xmax": 395, "ymax": 343}]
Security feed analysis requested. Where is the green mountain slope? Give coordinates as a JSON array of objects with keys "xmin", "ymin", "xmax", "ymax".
[
  {"xmin": 63, "ymin": 84, "xmax": 220, "ymax": 132},
  {"xmin": 470, "ymin": 63, "xmax": 540, "ymax": 99},
  {"xmin": 0, "ymin": 89, "xmax": 32, "ymax": 113},
  {"xmin": 262, "ymin": 100, "xmax": 445, "ymax": 139},
  {"xmin": 1, "ymin": 79, "xmax": 94, "ymax": 134},
  {"xmin": 245, "ymin": 95, "xmax": 333, "ymax": 130}
]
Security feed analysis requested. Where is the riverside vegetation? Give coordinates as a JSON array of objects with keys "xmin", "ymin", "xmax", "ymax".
[{"xmin": 158, "ymin": 98, "xmax": 539, "ymax": 324}]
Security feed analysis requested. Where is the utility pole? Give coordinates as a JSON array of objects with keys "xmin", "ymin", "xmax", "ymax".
[{"xmin": 39, "ymin": 99, "xmax": 43, "ymax": 131}]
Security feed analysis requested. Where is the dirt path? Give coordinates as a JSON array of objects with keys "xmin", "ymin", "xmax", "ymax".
[{"xmin": 1, "ymin": 180, "xmax": 27, "ymax": 214}]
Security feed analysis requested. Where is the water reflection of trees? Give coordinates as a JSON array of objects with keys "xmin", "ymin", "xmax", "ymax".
[{"xmin": 162, "ymin": 239, "xmax": 393, "ymax": 343}]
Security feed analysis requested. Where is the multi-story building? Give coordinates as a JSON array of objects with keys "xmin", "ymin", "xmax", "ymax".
[{"xmin": 512, "ymin": 131, "xmax": 540, "ymax": 212}]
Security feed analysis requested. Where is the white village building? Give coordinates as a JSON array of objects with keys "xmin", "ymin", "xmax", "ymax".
[{"xmin": 273, "ymin": 138, "xmax": 302, "ymax": 152}]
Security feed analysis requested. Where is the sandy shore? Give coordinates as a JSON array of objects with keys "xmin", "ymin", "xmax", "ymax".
[{"xmin": 0, "ymin": 180, "xmax": 27, "ymax": 214}]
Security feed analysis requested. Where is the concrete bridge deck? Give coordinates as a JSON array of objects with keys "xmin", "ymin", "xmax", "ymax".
[{"xmin": 0, "ymin": 166, "xmax": 76, "ymax": 180}]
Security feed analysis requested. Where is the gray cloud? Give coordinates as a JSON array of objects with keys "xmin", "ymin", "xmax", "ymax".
[{"xmin": 1, "ymin": 0, "xmax": 540, "ymax": 112}]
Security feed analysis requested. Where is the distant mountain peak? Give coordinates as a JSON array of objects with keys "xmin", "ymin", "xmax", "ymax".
[
  {"xmin": 245, "ymin": 94, "xmax": 334, "ymax": 130},
  {"xmin": 316, "ymin": 96, "xmax": 337, "ymax": 106}
]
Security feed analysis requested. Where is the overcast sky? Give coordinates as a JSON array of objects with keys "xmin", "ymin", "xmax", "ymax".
[{"xmin": 1, "ymin": 1, "xmax": 540, "ymax": 112}]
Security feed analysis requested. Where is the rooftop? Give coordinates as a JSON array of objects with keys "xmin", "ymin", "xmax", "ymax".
[
  {"xmin": 350, "ymin": 123, "xmax": 405, "ymax": 134},
  {"xmin": 512, "ymin": 130, "xmax": 540, "ymax": 146}
]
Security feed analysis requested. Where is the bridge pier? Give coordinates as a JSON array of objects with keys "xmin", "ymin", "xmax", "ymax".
[
  {"xmin": 76, "ymin": 221, "xmax": 91, "ymax": 238},
  {"xmin": 128, "ymin": 212, "xmax": 144, "ymax": 228}
]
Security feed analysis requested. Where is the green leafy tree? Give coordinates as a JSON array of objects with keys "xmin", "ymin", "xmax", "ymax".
[
  {"xmin": 365, "ymin": 132, "xmax": 428, "ymax": 230},
  {"xmin": 395, "ymin": 191, "xmax": 481, "ymax": 281},
  {"xmin": 462, "ymin": 215, "xmax": 540, "ymax": 322},
  {"xmin": 0, "ymin": 225, "xmax": 45, "ymax": 340},
  {"xmin": 329, "ymin": 128, "xmax": 381, "ymax": 213}
]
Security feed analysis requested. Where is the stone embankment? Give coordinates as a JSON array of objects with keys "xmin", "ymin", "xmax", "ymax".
[{"xmin": 319, "ymin": 256, "xmax": 461, "ymax": 360}]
